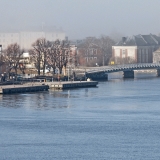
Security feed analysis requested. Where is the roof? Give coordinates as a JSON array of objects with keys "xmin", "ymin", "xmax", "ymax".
[
  {"xmin": 153, "ymin": 48, "xmax": 160, "ymax": 53},
  {"xmin": 115, "ymin": 34, "xmax": 160, "ymax": 46},
  {"xmin": 116, "ymin": 36, "xmax": 136, "ymax": 46}
]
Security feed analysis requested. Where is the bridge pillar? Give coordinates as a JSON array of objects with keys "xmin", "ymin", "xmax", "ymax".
[
  {"xmin": 123, "ymin": 70, "xmax": 134, "ymax": 79},
  {"xmin": 157, "ymin": 69, "xmax": 160, "ymax": 77}
]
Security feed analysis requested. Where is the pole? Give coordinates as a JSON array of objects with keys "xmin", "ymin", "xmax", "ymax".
[
  {"xmin": 68, "ymin": 49, "xmax": 70, "ymax": 81},
  {"xmin": 68, "ymin": 67, "xmax": 69, "ymax": 81}
]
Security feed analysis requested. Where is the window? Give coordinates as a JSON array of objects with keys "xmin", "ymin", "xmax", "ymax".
[
  {"xmin": 88, "ymin": 49, "xmax": 93, "ymax": 55},
  {"xmin": 85, "ymin": 49, "xmax": 88, "ymax": 55},
  {"xmin": 94, "ymin": 49, "xmax": 97, "ymax": 55},
  {"xmin": 122, "ymin": 49, "xmax": 126, "ymax": 58}
]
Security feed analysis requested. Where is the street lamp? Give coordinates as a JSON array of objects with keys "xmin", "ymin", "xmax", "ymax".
[
  {"xmin": 68, "ymin": 66, "xmax": 69, "ymax": 81},
  {"xmin": 0, "ymin": 45, "xmax": 2, "ymax": 74}
]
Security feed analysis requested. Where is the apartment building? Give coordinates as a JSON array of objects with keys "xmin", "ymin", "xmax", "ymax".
[
  {"xmin": 0, "ymin": 31, "xmax": 65, "ymax": 50},
  {"xmin": 112, "ymin": 34, "xmax": 160, "ymax": 64}
]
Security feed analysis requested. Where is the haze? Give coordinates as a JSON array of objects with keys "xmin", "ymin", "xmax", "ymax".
[{"xmin": 0, "ymin": 0, "xmax": 160, "ymax": 40}]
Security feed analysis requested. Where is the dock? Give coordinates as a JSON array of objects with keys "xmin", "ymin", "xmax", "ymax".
[
  {"xmin": 0, "ymin": 84, "xmax": 49, "ymax": 94},
  {"xmin": 0, "ymin": 81, "xmax": 98, "ymax": 94},
  {"xmin": 44, "ymin": 81, "xmax": 98, "ymax": 90}
]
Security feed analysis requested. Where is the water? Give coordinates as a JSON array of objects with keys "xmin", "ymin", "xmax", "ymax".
[{"xmin": 1, "ymin": 73, "xmax": 160, "ymax": 160}]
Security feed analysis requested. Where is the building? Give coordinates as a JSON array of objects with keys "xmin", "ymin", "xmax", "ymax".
[
  {"xmin": 77, "ymin": 37, "xmax": 103, "ymax": 67},
  {"xmin": 112, "ymin": 34, "xmax": 160, "ymax": 64},
  {"xmin": 0, "ymin": 30, "xmax": 65, "ymax": 50},
  {"xmin": 69, "ymin": 44, "xmax": 77, "ymax": 67},
  {"xmin": 153, "ymin": 48, "xmax": 160, "ymax": 63},
  {"xmin": 19, "ymin": 52, "xmax": 35, "ymax": 69},
  {"xmin": 77, "ymin": 43, "xmax": 102, "ymax": 66}
]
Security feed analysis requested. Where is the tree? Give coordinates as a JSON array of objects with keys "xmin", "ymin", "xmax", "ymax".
[
  {"xmin": 30, "ymin": 38, "xmax": 51, "ymax": 75},
  {"xmin": 4, "ymin": 43, "xmax": 24, "ymax": 78},
  {"xmin": 76, "ymin": 37, "xmax": 96, "ymax": 66},
  {"xmin": 0, "ymin": 54, "xmax": 5, "ymax": 69},
  {"xmin": 30, "ymin": 38, "xmax": 72, "ymax": 76},
  {"xmin": 52, "ymin": 40, "xmax": 71, "ymax": 74},
  {"xmin": 95, "ymin": 35, "xmax": 115, "ymax": 66},
  {"xmin": 46, "ymin": 43, "xmax": 57, "ymax": 74}
]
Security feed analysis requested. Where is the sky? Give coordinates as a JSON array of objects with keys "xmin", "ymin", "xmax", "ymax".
[{"xmin": 0, "ymin": 0, "xmax": 160, "ymax": 40}]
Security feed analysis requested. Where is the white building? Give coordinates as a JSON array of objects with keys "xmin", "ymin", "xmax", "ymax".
[
  {"xmin": 153, "ymin": 48, "xmax": 160, "ymax": 63},
  {"xmin": 0, "ymin": 31, "xmax": 65, "ymax": 50},
  {"xmin": 112, "ymin": 34, "xmax": 160, "ymax": 64}
]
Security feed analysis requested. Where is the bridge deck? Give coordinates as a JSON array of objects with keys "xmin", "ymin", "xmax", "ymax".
[{"xmin": 85, "ymin": 63, "xmax": 160, "ymax": 74}]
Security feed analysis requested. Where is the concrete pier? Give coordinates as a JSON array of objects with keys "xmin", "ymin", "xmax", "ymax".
[
  {"xmin": 0, "ymin": 84, "xmax": 49, "ymax": 94},
  {"xmin": 44, "ymin": 81, "xmax": 98, "ymax": 90},
  {"xmin": 123, "ymin": 70, "xmax": 134, "ymax": 78},
  {"xmin": 0, "ymin": 81, "xmax": 98, "ymax": 94}
]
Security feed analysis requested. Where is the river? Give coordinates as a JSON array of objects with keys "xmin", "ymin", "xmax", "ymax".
[{"xmin": 0, "ymin": 72, "xmax": 160, "ymax": 160}]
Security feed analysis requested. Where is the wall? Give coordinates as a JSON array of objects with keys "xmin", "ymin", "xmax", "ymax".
[
  {"xmin": 153, "ymin": 50, "xmax": 160, "ymax": 63},
  {"xmin": 112, "ymin": 46, "xmax": 137, "ymax": 64}
]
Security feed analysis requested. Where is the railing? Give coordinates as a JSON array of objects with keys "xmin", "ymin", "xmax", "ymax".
[{"xmin": 85, "ymin": 63, "xmax": 160, "ymax": 74}]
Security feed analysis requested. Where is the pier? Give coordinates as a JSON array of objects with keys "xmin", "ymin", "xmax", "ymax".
[
  {"xmin": 0, "ymin": 84, "xmax": 49, "ymax": 94},
  {"xmin": 44, "ymin": 81, "xmax": 98, "ymax": 90},
  {"xmin": 0, "ymin": 81, "xmax": 98, "ymax": 94}
]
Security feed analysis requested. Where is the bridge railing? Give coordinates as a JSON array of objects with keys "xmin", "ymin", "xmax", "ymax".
[{"xmin": 85, "ymin": 63, "xmax": 160, "ymax": 74}]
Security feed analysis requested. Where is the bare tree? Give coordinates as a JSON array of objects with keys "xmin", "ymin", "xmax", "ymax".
[
  {"xmin": 96, "ymin": 35, "xmax": 115, "ymax": 65},
  {"xmin": 4, "ymin": 43, "xmax": 24, "ymax": 78},
  {"xmin": 46, "ymin": 44, "xmax": 57, "ymax": 74},
  {"xmin": 46, "ymin": 40, "xmax": 72, "ymax": 75},
  {"xmin": 30, "ymin": 38, "xmax": 72, "ymax": 76},
  {"xmin": 0, "ymin": 54, "xmax": 5, "ymax": 68},
  {"xmin": 30, "ymin": 38, "xmax": 51, "ymax": 75},
  {"xmin": 53, "ymin": 40, "xmax": 71, "ymax": 74},
  {"xmin": 77, "ymin": 37, "xmax": 96, "ymax": 66}
]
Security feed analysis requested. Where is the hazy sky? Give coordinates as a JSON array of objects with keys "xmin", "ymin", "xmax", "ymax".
[{"xmin": 0, "ymin": 0, "xmax": 160, "ymax": 40}]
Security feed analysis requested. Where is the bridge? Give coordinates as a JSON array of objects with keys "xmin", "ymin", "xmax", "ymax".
[{"xmin": 84, "ymin": 63, "xmax": 160, "ymax": 80}]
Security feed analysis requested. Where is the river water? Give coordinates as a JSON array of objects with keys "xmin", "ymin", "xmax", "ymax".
[{"xmin": 0, "ymin": 72, "xmax": 160, "ymax": 160}]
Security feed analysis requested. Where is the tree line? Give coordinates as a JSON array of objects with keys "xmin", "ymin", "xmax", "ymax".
[
  {"xmin": 0, "ymin": 38, "xmax": 74, "ymax": 78},
  {"xmin": 0, "ymin": 35, "xmax": 116, "ymax": 78}
]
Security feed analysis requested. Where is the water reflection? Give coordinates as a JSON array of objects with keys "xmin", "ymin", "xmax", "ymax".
[
  {"xmin": 0, "ymin": 86, "xmax": 100, "ymax": 110},
  {"xmin": 0, "ymin": 92, "xmax": 70, "ymax": 109},
  {"xmin": 0, "ymin": 94, "xmax": 26, "ymax": 108}
]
